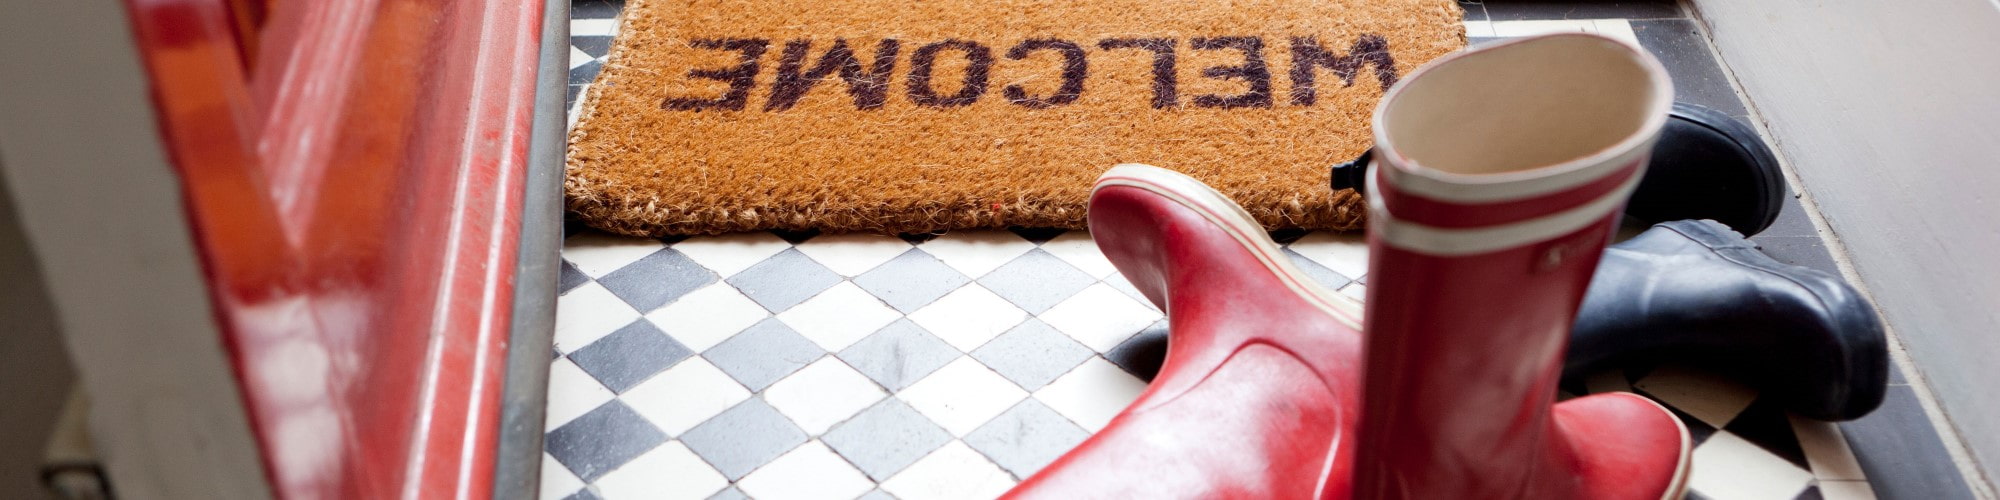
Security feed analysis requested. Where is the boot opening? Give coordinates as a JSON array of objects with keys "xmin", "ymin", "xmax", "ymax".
[{"xmin": 1377, "ymin": 34, "xmax": 1668, "ymax": 177}]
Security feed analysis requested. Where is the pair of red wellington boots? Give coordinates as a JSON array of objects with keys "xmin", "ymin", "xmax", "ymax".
[{"xmin": 1004, "ymin": 34, "xmax": 1690, "ymax": 499}]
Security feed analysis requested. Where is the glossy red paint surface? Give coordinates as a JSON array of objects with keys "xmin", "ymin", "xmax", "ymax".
[{"xmin": 117, "ymin": 0, "xmax": 543, "ymax": 497}]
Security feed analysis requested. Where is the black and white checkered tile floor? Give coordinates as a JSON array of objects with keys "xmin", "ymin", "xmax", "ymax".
[
  {"xmin": 545, "ymin": 1, "xmax": 1971, "ymax": 499},
  {"xmin": 546, "ymin": 226, "xmax": 1875, "ymax": 500}
]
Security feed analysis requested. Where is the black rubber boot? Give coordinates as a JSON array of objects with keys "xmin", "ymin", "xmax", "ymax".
[
  {"xmin": 1563, "ymin": 220, "xmax": 1887, "ymax": 421},
  {"xmin": 1332, "ymin": 102, "xmax": 1785, "ymax": 235}
]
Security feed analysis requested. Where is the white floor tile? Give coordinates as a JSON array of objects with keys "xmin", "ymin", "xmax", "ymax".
[
  {"xmin": 562, "ymin": 232, "xmax": 665, "ymax": 278},
  {"xmin": 622, "ymin": 358, "xmax": 751, "ymax": 436},
  {"xmin": 568, "ymin": 46, "xmax": 595, "ymax": 70},
  {"xmin": 1038, "ymin": 283, "xmax": 1161, "ymax": 352},
  {"xmin": 899, "ymin": 358, "xmax": 1029, "ymax": 436},
  {"xmin": 795, "ymin": 234, "xmax": 915, "ymax": 276},
  {"xmin": 593, "ymin": 441, "xmax": 728, "ymax": 500},
  {"xmin": 571, "ymin": 18, "xmax": 619, "ymax": 37},
  {"xmin": 1287, "ymin": 231, "xmax": 1369, "ymax": 282},
  {"xmin": 553, "ymin": 282, "xmax": 643, "ymax": 353},
  {"xmin": 545, "ymin": 358, "xmax": 615, "ymax": 431},
  {"xmin": 672, "ymin": 232, "xmax": 795, "ymax": 278},
  {"xmin": 1592, "ymin": 19, "xmax": 1640, "ymax": 45},
  {"xmin": 1633, "ymin": 365, "xmax": 1758, "ymax": 428},
  {"xmin": 736, "ymin": 441, "xmax": 875, "ymax": 500},
  {"xmin": 907, "ymin": 285, "xmax": 1029, "ymax": 352},
  {"xmin": 649, "ymin": 282, "xmax": 769, "ymax": 352},
  {"xmin": 763, "ymin": 358, "xmax": 889, "ymax": 435},
  {"xmin": 777, "ymin": 282, "xmax": 903, "ymax": 352},
  {"xmin": 880, "ymin": 441, "xmax": 1017, "ymax": 500},
  {"xmin": 1818, "ymin": 480, "xmax": 1878, "ymax": 500},
  {"xmin": 1034, "ymin": 357, "xmax": 1147, "ymax": 432},
  {"xmin": 1790, "ymin": 415, "xmax": 1868, "ymax": 480},
  {"xmin": 1338, "ymin": 283, "xmax": 1367, "ymax": 302},
  {"xmin": 1687, "ymin": 432, "xmax": 1814, "ymax": 500},
  {"xmin": 1489, "ymin": 19, "xmax": 1600, "ymax": 38},
  {"xmin": 568, "ymin": 84, "xmax": 589, "ymax": 128},
  {"xmin": 1463, "ymin": 20, "xmax": 1496, "ymax": 38},
  {"xmin": 1039, "ymin": 231, "xmax": 1117, "ymax": 278},
  {"xmin": 920, "ymin": 231, "xmax": 1038, "ymax": 278},
  {"xmin": 539, "ymin": 453, "xmax": 585, "ymax": 500}
]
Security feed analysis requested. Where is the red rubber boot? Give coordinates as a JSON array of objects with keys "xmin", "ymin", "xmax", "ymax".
[
  {"xmin": 1003, "ymin": 164, "xmax": 1368, "ymax": 499},
  {"xmin": 1344, "ymin": 34, "xmax": 1690, "ymax": 500}
]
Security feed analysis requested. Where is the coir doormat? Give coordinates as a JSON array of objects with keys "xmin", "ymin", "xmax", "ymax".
[{"xmin": 566, "ymin": 0, "xmax": 1464, "ymax": 235}]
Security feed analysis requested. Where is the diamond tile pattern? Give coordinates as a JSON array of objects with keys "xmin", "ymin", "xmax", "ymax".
[
  {"xmin": 777, "ymin": 282, "xmax": 902, "ymax": 352},
  {"xmin": 566, "ymin": 319, "xmax": 692, "ymax": 393},
  {"xmin": 838, "ymin": 320, "xmax": 960, "ymax": 392},
  {"xmin": 879, "ymin": 441, "xmax": 1017, "ymax": 500},
  {"xmin": 762, "ymin": 358, "xmax": 887, "ymax": 434},
  {"xmin": 726, "ymin": 248, "xmax": 840, "ymax": 313},
  {"xmin": 679, "ymin": 398, "xmax": 809, "ymax": 481},
  {"xmin": 702, "ymin": 319, "xmax": 825, "ymax": 392},
  {"xmin": 546, "ymin": 221, "xmax": 1882, "ymax": 499},
  {"xmin": 906, "ymin": 284, "xmax": 1028, "ymax": 352},
  {"xmin": 546, "ymin": 401, "xmax": 667, "ymax": 482},
  {"xmin": 736, "ymin": 441, "xmax": 875, "ymax": 500},
  {"xmin": 621, "ymin": 357, "xmax": 749, "ymax": 436},
  {"xmin": 976, "ymin": 250, "xmax": 1096, "ymax": 314},
  {"xmin": 963, "ymin": 399, "xmax": 1091, "ymax": 479},
  {"xmin": 595, "ymin": 249, "xmax": 717, "ymax": 312},
  {"xmin": 853, "ymin": 250, "xmax": 971, "ymax": 313},
  {"xmin": 970, "ymin": 319, "xmax": 1093, "ymax": 391},
  {"xmin": 548, "ymin": 6, "xmax": 1884, "ymax": 498},
  {"xmin": 823, "ymin": 399, "xmax": 954, "ymax": 481}
]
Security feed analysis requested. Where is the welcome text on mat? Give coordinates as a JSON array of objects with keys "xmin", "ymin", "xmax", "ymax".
[{"xmin": 654, "ymin": 35, "xmax": 1400, "ymax": 112}]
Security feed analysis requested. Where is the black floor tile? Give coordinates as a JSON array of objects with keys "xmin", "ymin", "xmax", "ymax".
[
  {"xmin": 1758, "ymin": 197, "xmax": 1819, "ymax": 238},
  {"xmin": 770, "ymin": 228, "xmax": 821, "ymax": 244},
  {"xmin": 594, "ymin": 249, "xmax": 718, "ymax": 312},
  {"xmin": 898, "ymin": 231, "xmax": 944, "ymax": 244},
  {"xmin": 545, "ymin": 401, "xmax": 667, "ymax": 482},
  {"xmin": 570, "ymin": 0, "xmax": 626, "ymax": 19},
  {"xmin": 1483, "ymin": 0, "xmax": 1681, "ymax": 21},
  {"xmin": 1007, "ymin": 227, "xmax": 1068, "ymax": 243},
  {"xmin": 1458, "ymin": 0, "xmax": 1489, "ymax": 21},
  {"xmin": 1632, "ymin": 20, "xmax": 1750, "ymax": 117},
  {"xmin": 567, "ymin": 84, "xmax": 585, "ymax": 109},
  {"xmin": 1723, "ymin": 398, "xmax": 1810, "ymax": 469},
  {"xmin": 1751, "ymin": 236, "xmax": 1840, "ymax": 274},
  {"xmin": 1104, "ymin": 322, "xmax": 1169, "ymax": 382},
  {"xmin": 1640, "ymin": 392, "xmax": 1720, "ymax": 446},
  {"xmin": 1268, "ymin": 228, "xmax": 1309, "ymax": 245},
  {"xmin": 567, "ymin": 320, "xmax": 693, "ymax": 393},
  {"xmin": 1840, "ymin": 385, "xmax": 1977, "ymax": 500},
  {"xmin": 558, "ymin": 260, "xmax": 591, "ymax": 294},
  {"xmin": 569, "ymin": 60, "xmax": 603, "ymax": 85},
  {"xmin": 573, "ymin": 35, "xmax": 614, "ymax": 59}
]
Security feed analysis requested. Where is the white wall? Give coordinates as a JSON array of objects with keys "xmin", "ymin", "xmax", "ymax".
[{"xmin": 1690, "ymin": 0, "xmax": 2000, "ymax": 490}]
